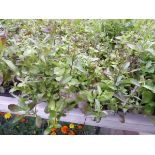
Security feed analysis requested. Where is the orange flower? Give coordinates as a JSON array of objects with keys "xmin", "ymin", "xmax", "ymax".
[
  {"xmin": 61, "ymin": 125, "xmax": 68, "ymax": 134},
  {"xmin": 51, "ymin": 128, "xmax": 56, "ymax": 132},
  {"xmin": 0, "ymin": 112, "xmax": 5, "ymax": 115},
  {"xmin": 51, "ymin": 131, "xmax": 57, "ymax": 135},
  {"xmin": 20, "ymin": 118, "xmax": 26, "ymax": 123},
  {"xmin": 77, "ymin": 125, "xmax": 83, "ymax": 130},
  {"xmin": 68, "ymin": 130, "xmax": 75, "ymax": 135}
]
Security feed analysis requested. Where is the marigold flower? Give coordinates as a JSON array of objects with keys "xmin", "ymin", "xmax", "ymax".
[
  {"xmin": 51, "ymin": 131, "xmax": 57, "ymax": 135},
  {"xmin": 61, "ymin": 125, "xmax": 68, "ymax": 134},
  {"xmin": 68, "ymin": 130, "xmax": 75, "ymax": 135},
  {"xmin": 0, "ymin": 112, "xmax": 5, "ymax": 115},
  {"xmin": 20, "ymin": 118, "xmax": 26, "ymax": 123},
  {"xmin": 77, "ymin": 124, "xmax": 83, "ymax": 130},
  {"xmin": 4, "ymin": 113, "xmax": 11, "ymax": 119},
  {"xmin": 51, "ymin": 128, "xmax": 56, "ymax": 132},
  {"xmin": 69, "ymin": 123, "xmax": 74, "ymax": 129}
]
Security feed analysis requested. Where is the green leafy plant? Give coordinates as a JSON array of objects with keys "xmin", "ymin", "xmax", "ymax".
[{"xmin": 1, "ymin": 19, "xmax": 155, "ymax": 132}]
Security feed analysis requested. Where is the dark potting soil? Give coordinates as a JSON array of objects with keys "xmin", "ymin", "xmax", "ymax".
[
  {"xmin": 0, "ymin": 81, "xmax": 21, "ymax": 97},
  {"xmin": 0, "ymin": 92, "xmax": 13, "ymax": 97},
  {"xmin": 0, "ymin": 89, "xmax": 21, "ymax": 98}
]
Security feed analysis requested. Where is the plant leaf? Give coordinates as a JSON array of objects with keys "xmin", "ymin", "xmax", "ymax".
[
  {"xmin": 2, "ymin": 58, "xmax": 17, "ymax": 72},
  {"xmin": 122, "ymin": 78, "xmax": 140, "ymax": 86},
  {"xmin": 35, "ymin": 116, "xmax": 42, "ymax": 128},
  {"xmin": 0, "ymin": 75, "xmax": 3, "ymax": 85},
  {"xmin": 95, "ymin": 99, "xmax": 101, "ymax": 112},
  {"xmin": 8, "ymin": 104, "xmax": 22, "ymax": 112},
  {"xmin": 143, "ymin": 84, "xmax": 155, "ymax": 93},
  {"xmin": 122, "ymin": 61, "xmax": 130, "ymax": 71}
]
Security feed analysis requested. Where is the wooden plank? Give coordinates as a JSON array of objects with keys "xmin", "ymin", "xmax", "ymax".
[{"xmin": 0, "ymin": 96, "xmax": 155, "ymax": 134}]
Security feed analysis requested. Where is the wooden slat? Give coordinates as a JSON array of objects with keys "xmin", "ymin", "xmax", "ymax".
[{"xmin": 0, "ymin": 96, "xmax": 155, "ymax": 134}]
